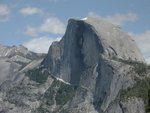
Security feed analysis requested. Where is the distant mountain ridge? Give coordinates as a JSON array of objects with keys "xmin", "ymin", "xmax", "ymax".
[
  {"xmin": 0, "ymin": 44, "xmax": 45, "ymax": 85},
  {"xmin": 0, "ymin": 44, "xmax": 42, "ymax": 59}
]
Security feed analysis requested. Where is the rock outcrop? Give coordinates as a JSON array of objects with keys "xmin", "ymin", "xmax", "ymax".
[
  {"xmin": 0, "ymin": 45, "xmax": 44, "ymax": 85},
  {"xmin": 41, "ymin": 17, "xmax": 146, "ymax": 113},
  {"xmin": 43, "ymin": 17, "xmax": 144, "ymax": 85},
  {"xmin": 0, "ymin": 17, "xmax": 148, "ymax": 113}
]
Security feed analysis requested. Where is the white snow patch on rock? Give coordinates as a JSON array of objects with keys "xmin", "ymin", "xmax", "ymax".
[
  {"xmin": 81, "ymin": 17, "xmax": 88, "ymax": 20},
  {"xmin": 55, "ymin": 77, "xmax": 70, "ymax": 85}
]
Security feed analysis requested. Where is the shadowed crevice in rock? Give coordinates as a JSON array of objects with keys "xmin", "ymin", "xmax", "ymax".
[
  {"xmin": 42, "ymin": 19, "xmax": 105, "ymax": 85},
  {"xmin": 43, "ymin": 17, "xmax": 145, "ymax": 86},
  {"xmin": 40, "ymin": 17, "xmax": 146, "ymax": 113}
]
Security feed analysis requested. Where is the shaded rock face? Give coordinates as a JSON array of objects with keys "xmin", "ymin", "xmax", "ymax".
[
  {"xmin": 0, "ymin": 17, "xmax": 146, "ymax": 113},
  {"xmin": 40, "ymin": 17, "xmax": 146, "ymax": 113},
  {"xmin": 43, "ymin": 19, "xmax": 104, "ymax": 85},
  {"xmin": 43, "ymin": 17, "xmax": 144, "ymax": 85}
]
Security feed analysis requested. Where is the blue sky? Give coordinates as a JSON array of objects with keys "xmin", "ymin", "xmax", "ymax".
[{"xmin": 0, "ymin": 0, "xmax": 150, "ymax": 62}]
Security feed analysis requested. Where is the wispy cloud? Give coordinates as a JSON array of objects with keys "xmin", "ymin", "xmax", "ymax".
[
  {"xmin": 88, "ymin": 12, "xmax": 138, "ymax": 26},
  {"xmin": 21, "ymin": 7, "xmax": 65, "ymax": 53},
  {"xmin": 40, "ymin": 17, "xmax": 66, "ymax": 34},
  {"xmin": 128, "ymin": 31, "xmax": 150, "ymax": 63},
  {"xmin": 0, "ymin": 4, "xmax": 10, "ymax": 22},
  {"xmin": 25, "ymin": 26, "xmax": 38, "ymax": 37},
  {"xmin": 19, "ymin": 6, "xmax": 43, "ymax": 16},
  {"xmin": 25, "ymin": 17, "xmax": 66, "ymax": 36},
  {"xmin": 23, "ymin": 36, "xmax": 61, "ymax": 53}
]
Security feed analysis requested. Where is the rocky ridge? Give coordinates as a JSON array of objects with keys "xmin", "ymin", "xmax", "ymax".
[
  {"xmin": 43, "ymin": 17, "xmax": 145, "ymax": 85},
  {"xmin": 0, "ymin": 44, "xmax": 45, "ymax": 85},
  {"xmin": 0, "ymin": 17, "xmax": 149, "ymax": 113}
]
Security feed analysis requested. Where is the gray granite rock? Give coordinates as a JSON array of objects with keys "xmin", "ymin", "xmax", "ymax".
[
  {"xmin": 42, "ymin": 17, "xmax": 146, "ymax": 113},
  {"xmin": 0, "ymin": 17, "xmax": 147, "ymax": 113},
  {"xmin": 43, "ymin": 17, "xmax": 144, "ymax": 85}
]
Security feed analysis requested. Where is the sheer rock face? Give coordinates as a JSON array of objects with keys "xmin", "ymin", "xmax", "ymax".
[
  {"xmin": 43, "ymin": 17, "xmax": 144, "ymax": 85},
  {"xmin": 84, "ymin": 17, "xmax": 144, "ymax": 61},
  {"xmin": 41, "ymin": 17, "xmax": 146, "ymax": 113},
  {"xmin": 0, "ymin": 17, "xmax": 146, "ymax": 113}
]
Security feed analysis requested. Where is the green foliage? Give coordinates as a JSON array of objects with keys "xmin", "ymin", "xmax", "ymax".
[
  {"xmin": 44, "ymin": 79, "xmax": 75, "ymax": 106},
  {"xmin": 120, "ymin": 78, "xmax": 150, "ymax": 113},
  {"xmin": 113, "ymin": 57, "xmax": 149, "ymax": 76},
  {"xmin": 60, "ymin": 108, "xmax": 70, "ymax": 113},
  {"xmin": 6, "ymin": 86, "xmax": 29, "ymax": 107},
  {"xmin": 35, "ymin": 79, "xmax": 75, "ymax": 113},
  {"xmin": 7, "ymin": 98, "xmax": 25, "ymax": 107},
  {"xmin": 55, "ymin": 82, "xmax": 75, "ymax": 105},
  {"xmin": 36, "ymin": 105, "xmax": 49, "ymax": 113},
  {"xmin": 145, "ymin": 106, "xmax": 150, "ymax": 113},
  {"xmin": 44, "ymin": 88, "xmax": 55, "ymax": 105},
  {"xmin": 25, "ymin": 68, "xmax": 49, "ymax": 84},
  {"xmin": 121, "ymin": 78, "xmax": 150, "ymax": 100},
  {"xmin": 43, "ymin": 80, "xmax": 59, "ymax": 105}
]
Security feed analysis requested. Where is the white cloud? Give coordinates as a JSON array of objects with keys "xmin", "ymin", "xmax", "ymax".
[
  {"xmin": 23, "ymin": 36, "xmax": 61, "ymax": 53},
  {"xmin": 0, "ymin": 4, "xmax": 10, "ymax": 22},
  {"xmin": 25, "ymin": 26, "xmax": 38, "ymax": 37},
  {"xmin": 19, "ymin": 6, "xmax": 43, "ymax": 16},
  {"xmin": 25, "ymin": 17, "xmax": 65, "ymax": 37},
  {"xmin": 40, "ymin": 17, "xmax": 66, "ymax": 34},
  {"xmin": 128, "ymin": 31, "xmax": 150, "ymax": 64},
  {"xmin": 88, "ymin": 12, "xmax": 138, "ymax": 26}
]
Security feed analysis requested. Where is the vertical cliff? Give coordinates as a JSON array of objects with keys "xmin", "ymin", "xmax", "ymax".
[
  {"xmin": 43, "ymin": 17, "xmax": 144, "ymax": 85},
  {"xmin": 0, "ymin": 17, "xmax": 147, "ymax": 113},
  {"xmin": 41, "ymin": 17, "xmax": 146, "ymax": 113}
]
